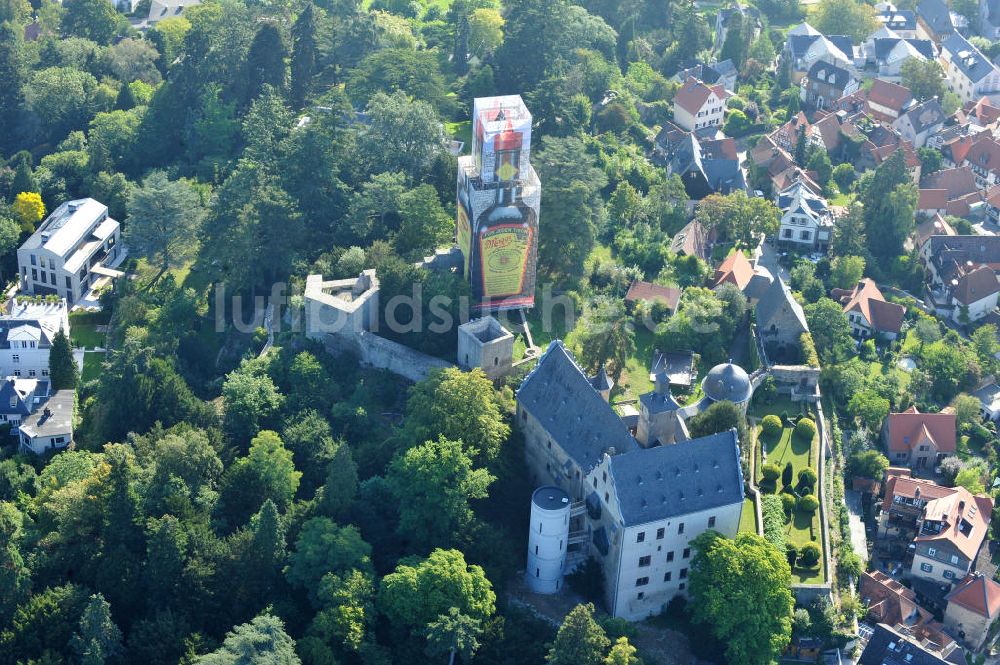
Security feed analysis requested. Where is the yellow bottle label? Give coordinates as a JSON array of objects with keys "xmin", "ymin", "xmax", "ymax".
[
  {"xmin": 479, "ymin": 224, "xmax": 532, "ymax": 298},
  {"xmin": 457, "ymin": 202, "xmax": 472, "ymax": 278}
]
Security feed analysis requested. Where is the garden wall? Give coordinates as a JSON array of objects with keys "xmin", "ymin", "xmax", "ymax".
[{"xmin": 321, "ymin": 330, "xmax": 453, "ymax": 383}]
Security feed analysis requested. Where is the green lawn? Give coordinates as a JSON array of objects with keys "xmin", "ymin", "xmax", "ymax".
[
  {"xmin": 69, "ymin": 311, "xmax": 108, "ymax": 349},
  {"xmin": 611, "ymin": 325, "xmax": 656, "ymax": 400},
  {"xmin": 828, "ymin": 191, "xmax": 854, "ymax": 207},
  {"xmin": 445, "ymin": 120, "xmax": 472, "ymax": 152},
  {"xmin": 748, "ymin": 394, "xmax": 805, "ymax": 420},
  {"xmin": 739, "ymin": 497, "xmax": 757, "ymax": 534},
  {"xmin": 756, "ymin": 422, "xmax": 825, "ymax": 584},
  {"xmin": 81, "ymin": 351, "xmax": 105, "ymax": 383}
]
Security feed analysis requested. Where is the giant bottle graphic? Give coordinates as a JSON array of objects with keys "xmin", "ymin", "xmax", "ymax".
[{"xmin": 456, "ymin": 95, "xmax": 540, "ymax": 312}]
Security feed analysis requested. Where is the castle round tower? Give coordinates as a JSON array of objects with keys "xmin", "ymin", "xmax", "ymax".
[{"xmin": 526, "ymin": 486, "xmax": 571, "ymax": 593}]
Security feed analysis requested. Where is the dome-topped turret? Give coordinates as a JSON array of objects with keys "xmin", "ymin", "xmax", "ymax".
[{"xmin": 702, "ymin": 361, "xmax": 752, "ymax": 405}]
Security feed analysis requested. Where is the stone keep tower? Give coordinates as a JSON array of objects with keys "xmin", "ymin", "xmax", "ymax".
[{"xmin": 457, "ymin": 316, "xmax": 514, "ymax": 381}]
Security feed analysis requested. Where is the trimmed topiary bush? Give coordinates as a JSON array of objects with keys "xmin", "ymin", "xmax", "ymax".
[
  {"xmin": 798, "ymin": 468, "xmax": 817, "ymax": 489},
  {"xmin": 761, "ymin": 462, "xmax": 781, "ymax": 483},
  {"xmin": 780, "ymin": 492, "xmax": 796, "ymax": 514},
  {"xmin": 761, "ymin": 415, "xmax": 782, "ymax": 438},
  {"xmin": 798, "ymin": 542, "xmax": 821, "ymax": 566},
  {"xmin": 798, "ymin": 494, "xmax": 819, "ymax": 513},
  {"xmin": 785, "ymin": 542, "xmax": 799, "ymax": 566},
  {"xmin": 795, "ymin": 417, "xmax": 816, "ymax": 441},
  {"xmin": 782, "ymin": 462, "xmax": 794, "ymax": 486}
]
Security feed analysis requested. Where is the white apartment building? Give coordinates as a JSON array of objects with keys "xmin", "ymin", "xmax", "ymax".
[
  {"xmin": 0, "ymin": 298, "xmax": 70, "ymax": 380},
  {"xmin": 673, "ymin": 77, "xmax": 730, "ymax": 132},
  {"xmin": 939, "ymin": 34, "xmax": 1000, "ymax": 105},
  {"xmin": 18, "ymin": 199, "xmax": 124, "ymax": 306}
]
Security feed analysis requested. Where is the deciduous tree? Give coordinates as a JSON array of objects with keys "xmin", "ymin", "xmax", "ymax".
[
  {"xmin": 404, "ymin": 367, "xmax": 511, "ymax": 464},
  {"xmin": 357, "ymin": 92, "xmax": 446, "ymax": 183},
  {"xmin": 285, "ymin": 517, "xmax": 371, "ymax": 599},
  {"xmin": 12, "ymin": 191, "xmax": 44, "ymax": 231},
  {"xmin": 426, "ymin": 607, "xmax": 484, "ymax": 665},
  {"xmin": 859, "ymin": 151, "xmax": 917, "ymax": 259},
  {"xmin": 901, "ymin": 58, "xmax": 945, "ymax": 101},
  {"xmin": 689, "ymin": 532, "xmax": 793, "ymax": 665},
  {"xmin": 804, "ymin": 298, "xmax": 854, "ymax": 363},
  {"xmin": 386, "ymin": 436, "xmax": 493, "ymax": 550},
  {"xmin": 812, "ymin": 0, "xmax": 876, "ymax": 42},
  {"xmin": 378, "ymin": 548, "xmax": 496, "ymax": 631},
  {"xmin": 0, "ymin": 502, "xmax": 29, "ymax": 624},
  {"xmin": 830, "ymin": 255, "xmax": 865, "ymax": 289},
  {"xmin": 62, "ymin": 0, "xmax": 124, "ymax": 44},
  {"xmin": 222, "ymin": 360, "xmax": 284, "ymax": 443}
]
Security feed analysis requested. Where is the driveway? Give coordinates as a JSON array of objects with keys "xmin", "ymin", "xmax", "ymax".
[
  {"xmin": 757, "ymin": 240, "xmax": 790, "ymax": 282},
  {"xmin": 844, "ymin": 490, "xmax": 869, "ymax": 566}
]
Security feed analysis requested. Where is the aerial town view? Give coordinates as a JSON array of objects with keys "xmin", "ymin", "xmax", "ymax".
[{"xmin": 2, "ymin": 0, "xmax": 1000, "ymax": 662}]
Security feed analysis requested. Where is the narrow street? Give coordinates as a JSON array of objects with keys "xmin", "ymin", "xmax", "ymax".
[{"xmin": 756, "ymin": 240, "xmax": 790, "ymax": 282}]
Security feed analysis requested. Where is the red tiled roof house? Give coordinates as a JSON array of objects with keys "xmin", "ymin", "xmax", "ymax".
[
  {"xmin": 880, "ymin": 469, "xmax": 993, "ymax": 584},
  {"xmin": 831, "ymin": 278, "xmax": 906, "ymax": 340},
  {"xmin": 625, "ymin": 281, "xmax": 682, "ymax": 313},
  {"xmin": 673, "ymin": 77, "xmax": 730, "ymax": 133},
  {"xmin": 881, "ymin": 406, "xmax": 956, "ymax": 469},
  {"xmin": 944, "ymin": 573, "xmax": 1000, "ymax": 650}
]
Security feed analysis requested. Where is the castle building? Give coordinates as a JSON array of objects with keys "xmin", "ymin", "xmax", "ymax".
[{"xmin": 517, "ymin": 341, "xmax": 745, "ymax": 620}]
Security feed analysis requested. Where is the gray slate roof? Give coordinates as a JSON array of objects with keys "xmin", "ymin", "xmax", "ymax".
[
  {"xmin": 608, "ymin": 429, "xmax": 745, "ymax": 527},
  {"xmin": 639, "ymin": 382, "xmax": 682, "ymax": 414},
  {"xmin": 673, "ymin": 61, "xmax": 723, "ymax": 85},
  {"xmin": 517, "ymin": 341, "xmax": 638, "ymax": 471},
  {"xmin": 0, "ymin": 379, "xmax": 42, "ymax": 417},
  {"xmin": 917, "ymin": 0, "xmax": 955, "ymax": 36},
  {"xmin": 703, "ymin": 362, "xmax": 753, "ymax": 403},
  {"xmin": 806, "ymin": 59, "xmax": 854, "ymax": 90},
  {"xmin": 900, "ymin": 98, "xmax": 945, "ymax": 134},
  {"xmin": 873, "ymin": 38, "xmax": 934, "ymax": 62},
  {"xmin": 702, "ymin": 159, "xmax": 747, "ymax": 194},
  {"xmin": 942, "ymin": 34, "xmax": 996, "ymax": 84},
  {"xmin": 755, "ymin": 277, "xmax": 809, "ymax": 335},
  {"xmin": 879, "ymin": 8, "xmax": 917, "ymax": 30},
  {"xmin": 858, "ymin": 624, "xmax": 952, "ymax": 665}
]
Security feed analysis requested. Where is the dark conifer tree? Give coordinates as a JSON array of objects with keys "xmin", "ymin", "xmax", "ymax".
[
  {"xmin": 49, "ymin": 329, "xmax": 79, "ymax": 391},
  {"xmin": 290, "ymin": 4, "xmax": 317, "ymax": 109}
]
